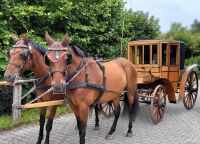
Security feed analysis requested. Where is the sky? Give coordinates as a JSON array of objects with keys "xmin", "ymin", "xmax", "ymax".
[{"xmin": 125, "ymin": 0, "xmax": 200, "ymax": 33}]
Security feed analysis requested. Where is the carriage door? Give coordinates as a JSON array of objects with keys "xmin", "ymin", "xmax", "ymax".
[
  {"xmin": 161, "ymin": 43, "xmax": 169, "ymax": 79},
  {"xmin": 168, "ymin": 43, "xmax": 179, "ymax": 92}
]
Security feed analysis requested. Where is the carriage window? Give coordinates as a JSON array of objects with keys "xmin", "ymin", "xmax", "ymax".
[
  {"xmin": 136, "ymin": 45, "xmax": 143, "ymax": 64},
  {"xmin": 144, "ymin": 45, "xmax": 150, "ymax": 64},
  {"xmin": 162, "ymin": 44, "xmax": 167, "ymax": 65},
  {"xmin": 170, "ymin": 45, "xmax": 177, "ymax": 65},
  {"xmin": 131, "ymin": 46, "xmax": 135, "ymax": 64},
  {"xmin": 152, "ymin": 45, "xmax": 158, "ymax": 64}
]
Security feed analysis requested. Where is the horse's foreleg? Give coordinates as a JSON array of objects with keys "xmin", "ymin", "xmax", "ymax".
[
  {"xmin": 36, "ymin": 107, "xmax": 46, "ymax": 144},
  {"xmin": 44, "ymin": 106, "xmax": 57, "ymax": 144},
  {"xmin": 93, "ymin": 104, "xmax": 100, "ymax": 131},
  {"xmin": 105, "ymin": 99, "xmax": 120, "ymax": 140},
  {"xmin": 74, "ymin": 105, "xmax": 89, "ymax": 144}
]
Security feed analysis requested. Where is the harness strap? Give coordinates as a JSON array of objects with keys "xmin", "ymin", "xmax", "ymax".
[
  {"xmin": 66, "ymin": 82, "xmax": 104, "ymax": 91},
  {"xmin": 35, "ymin": 74, "xmax": 52, "ymax": 90},
  {"xmin": 9, "ymin": 62, "xmax": 22, "ymax": 68},
  {"xmin": 66, "ymin": 82, "xmax": 127, "ymax": 93},
  {"xmin": 49, "ymin": 69, "xmax": 66, "ymax": 74},
  {"xmin": 66, "ymin": 58, "xmax": 85, "ymax": 82},
  {"xmin": 36, "ymin": 83, "xmax": 52, "ymax": 90},
  {"xmin": 92, "ymin": 61, "xmax": 106, "ymax": 106}
]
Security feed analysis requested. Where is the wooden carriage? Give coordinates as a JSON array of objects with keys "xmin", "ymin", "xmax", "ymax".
[
  {"xmin": 102, "ymin": 39, "xmax": 199, "ymax": 124},
  {"xmin": 126, "ymin": 39, "xmax": 199, "ymax": 124}
]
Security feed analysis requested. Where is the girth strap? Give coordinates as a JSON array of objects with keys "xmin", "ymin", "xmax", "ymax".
[
  {"xmin": 66, "ymin": 82, "xmax": 104, "ymax": 91},
  {"xmin": 92, "ymin": 61, "xmax": 106, "ymax": 106}
]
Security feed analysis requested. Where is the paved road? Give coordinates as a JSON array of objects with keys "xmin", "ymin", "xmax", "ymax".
[{"xmin": 0, "ymin": 85, "xmax": 200, "ymax": 144}]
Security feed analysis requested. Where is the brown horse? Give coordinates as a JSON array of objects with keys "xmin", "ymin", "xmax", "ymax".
[
  {"xmin": 3, "ymin": 35, "xmax": 100, "ymax": 144},
  {"xmin": 45, "ymin": 32, "xmax": 139, "ymax": 144}
]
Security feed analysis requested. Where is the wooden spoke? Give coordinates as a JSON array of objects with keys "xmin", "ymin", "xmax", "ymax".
[
  {"xmin": 151, "ymin": 85, "xmax": 166, "ymax": 124},
  {"xmin": 101, "ymin": 102, "xmax": 114, "ymax": 118},
  {"xmin": 183, "ymin": 71, "xmax": 198, "ymax": 110}
]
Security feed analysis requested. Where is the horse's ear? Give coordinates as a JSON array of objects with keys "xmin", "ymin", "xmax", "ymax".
[
  {"xmin": 61, "ymin": 33, "xmax": 69, "ymax": 47},
  {"xmin": 45, "ymin": 31, "xmax": 54, "ymax": 46},
  {"xmin": 23, "ymin": 34, "xmax": 29, "ymax": 45},
  {"xmin": 12, "ymin": 35, "xmax": 19, "ymax": 43}
]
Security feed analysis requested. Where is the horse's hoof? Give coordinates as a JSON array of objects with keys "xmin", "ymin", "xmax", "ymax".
[
  {"xmin": 93, "ymin": 126, "xmax": 100, "ymax": 131},
  {"xmin": 126, "ymin": 132, "xmax": 133, "ymax": 138},
  {"xmin": 105, "ymin": 134, "xmax": 112, "ymax": 140}
]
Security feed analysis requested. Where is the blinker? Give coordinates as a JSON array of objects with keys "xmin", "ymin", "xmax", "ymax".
[
  {"xmin": 20, "ymin": 51, "xmax": 30, "ymax": 60},
  {"xmin": 66, "ymin": 54, "xmax": 72, "ymax": 65},
  {"xmin": 7, "ymin": 51, "xmax": 10, "ymax": 58}
]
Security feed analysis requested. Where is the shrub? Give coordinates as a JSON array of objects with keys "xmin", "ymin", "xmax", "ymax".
[{"xmin": 0, "ymin": 86, "xmax": 13, "ymax": 116}]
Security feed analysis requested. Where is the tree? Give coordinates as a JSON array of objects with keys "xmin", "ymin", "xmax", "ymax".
[
  {"xmin": 0, "ymin": 0, "xmax": 161, "ymax": 75},
  {"xmin": 165, "ymin": 23, "xmax": 194, "ymax": 58},
  {"xmin": 191, "ymin": 19, "xmax": 200, "ymax": 33}
]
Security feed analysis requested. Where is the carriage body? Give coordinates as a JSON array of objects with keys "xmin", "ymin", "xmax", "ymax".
[
  {"xmin": 128, "ymin": 40, "xmax": 184, "ymax": 90},
  {"xmin": 127, "ymin": 40, "xmax": 199, "ymax": 124}
]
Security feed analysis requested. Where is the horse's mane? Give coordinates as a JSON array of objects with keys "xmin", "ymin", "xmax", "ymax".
[
  {"xmin": 29, "ymin": 42, "xmax": 87, "ymax": 57},
  {"xmin": 29, "ymin": 41, "xmax": 47, "ymax": 55},
  {"xmin": 70, "ymin": 44, "xmax": 88, "ymax": 57}
]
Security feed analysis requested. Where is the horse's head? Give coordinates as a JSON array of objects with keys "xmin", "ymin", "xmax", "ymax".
[
  {"xmin": 45, "ymin": 32, "xmax": 71, "ymax": 93},
  {"xmin": 4, "ymin": 35, "xmax": 32, "ymax": 82}
]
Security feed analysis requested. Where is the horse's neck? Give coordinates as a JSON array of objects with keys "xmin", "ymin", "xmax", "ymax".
[{"xmin": 32, "ymin": 47, "xmax": 48, "ymax": 78}]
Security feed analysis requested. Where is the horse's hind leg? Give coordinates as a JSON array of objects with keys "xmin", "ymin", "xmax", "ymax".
[
  {"xmin": 44, "ymin": 106, "xmax": 57, "ymax": 144},
  {"xmin": 93, "ymin": 104, "xmax": 100, "ymax": 131},
  {"xmin": 36, "ymin": 107, "xmax": 46, "ymax": 144},
  {"xmin": 126, "ymin": 92, "xmax": 139, "ymax": 138},
  {"xmin": 105, "ymin": 98, "xmax": 120, "ymax": 140}
]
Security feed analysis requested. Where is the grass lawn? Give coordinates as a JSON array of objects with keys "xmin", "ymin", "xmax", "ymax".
[{"xmin": 0, "ymin": 105, "xmax": 71, "ymax": 131}]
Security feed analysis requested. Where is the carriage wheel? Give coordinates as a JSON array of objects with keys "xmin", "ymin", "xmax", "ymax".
[
  {"xmin": 183, "ymin": 71, "xmax": 198, "ymax": 110},
  {"xmin": 101, "ymin": 102, "xmax": 114, "ymax": 118},
  {"xmin": 150, "ymin": 85, "xmax": 166, "ymax": 124}
]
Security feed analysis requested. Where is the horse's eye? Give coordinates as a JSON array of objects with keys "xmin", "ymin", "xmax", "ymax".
[{"xmin": 66, "ymin": 54, "xmax": 72, "ymax": 64}]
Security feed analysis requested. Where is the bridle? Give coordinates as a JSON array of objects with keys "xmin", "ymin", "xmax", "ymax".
[
  {"xmin": 7, "ymin": 44, "xmax": 31, "ymax": 74},
  {"xmin": 45, "ymin": 45, "xmax": 87, "ymax": 94},
  {"xmin": 45, "ymin": 46, "xmax": 74, "ymax": 78}
]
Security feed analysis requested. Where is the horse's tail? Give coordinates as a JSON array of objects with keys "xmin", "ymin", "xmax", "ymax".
[{"xmin": 122, "ymin": 92, "xmax": 139, "ymax": 122}]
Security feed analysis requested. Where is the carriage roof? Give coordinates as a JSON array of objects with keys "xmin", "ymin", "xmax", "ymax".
[{"xmin": 128, "ymin": 39, "xmax": 185, "ymax": 45}]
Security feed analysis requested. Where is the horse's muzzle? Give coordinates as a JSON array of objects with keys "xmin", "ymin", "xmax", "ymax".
[
  {"xmin": 4, "ymin": 73, "xmax": 17, "ymax": 82},
  {"xmin": 52, "ymin": 83, "xmax": 66, "ymax": 94}
]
